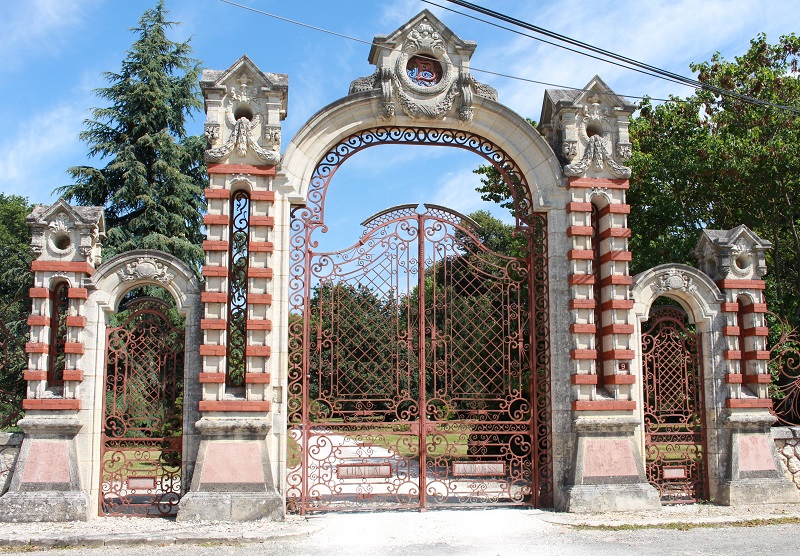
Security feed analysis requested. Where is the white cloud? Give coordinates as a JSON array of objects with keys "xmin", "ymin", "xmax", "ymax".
[
  {"xmin": 0, "ymin": 0, "xmax": 97, "ymax": 73},
  {"xmin": 0, "ymin": 103, "xmax": 88, "ymax": 202}
]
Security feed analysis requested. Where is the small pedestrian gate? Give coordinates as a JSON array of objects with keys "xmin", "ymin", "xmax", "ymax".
[
  {"xmin": 288, "ymin": 204, "xmax": 550, "ymax": 512},
  {"xmin": 100, "ymin": 296, "xmax": 185, "ymax": 516},
  {"xmin": 641, "ymin": 305, "xmax": 708, "ymax": 503}
]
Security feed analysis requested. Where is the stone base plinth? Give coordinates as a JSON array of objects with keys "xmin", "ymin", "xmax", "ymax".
[
  {"xmin": 0, "ymin": 491, "xmax": 89, "ymax": 522},
  {"xmin": 178, "ymin": 491, "xmax": 283, "ymax": 521},
  {"xmin": 718, "ymin": 479, "xmax": 800, "ymax": 506},
  {"xmin": 566, "ymin": 483, "xmax": 661, "ymax": 513}
]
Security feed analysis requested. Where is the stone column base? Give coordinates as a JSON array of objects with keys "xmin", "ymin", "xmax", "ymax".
[
  {"xmin": 0, "ymin": 491, "xmax": 89, "ymax": 522},
  {"xmin": 565, "ymin": 416, "xmax": 661, "ymax": 512},
  {"xmin": 179, "ymin": 491, "xmax": 283, "ymax": 521},
  {"xmin": 177, "ymin": 417, "xmax": 282, "ymax": 522},
  {"xmin": 718, "ymin": 479, "xmax": 800, "ymax": 506},
  {"xmin": 566, "ymin": 483, "xmax": 661, "ymax": 513}
]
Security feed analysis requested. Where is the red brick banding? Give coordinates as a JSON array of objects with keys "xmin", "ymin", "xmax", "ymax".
[
  {"xmin": 249, "ymin": 242, "xmax": 274, "ymax": 253},
  {"xmin": 245, "ymin": 373, "xmax": 271, "ymax": 384},
  {"xmin": 201, "ymin": 266, "xmax": 227, "ymax": 277},
  {"xmin": 569, "ymin": 274, "xmax": 595, "ymax": 285},
  {"xmin": 569, "ymin": 299, "xmax": 596, "ymax": 310},
  {"xmin": 198, "ymin": 373, "xmax": 226, "ymax": 383},
  {"xmin": 248, "ymin": 294, "xmax": 272, "ymax": 305},
  {"xmin": 29, "ymin": 288, "xmax": 50, "ymax": 298},
  {"xmin": 568, "ymin": 250, "xmax": 594, "ymax": 260},
  {"xmin": 199, "ymin": 345, "xmax": 226, "ymax": 356},
  {"xmin": 600, "ymin": 299, "xmax": 634, "ymax": 311},
  {"xmin": 199, "ymin": 400, "xmax": 272, "ymax": 412},
  {"xmin": 572, "ymin": 400, "xmax": 636, "ymax": 411},
  {"xmin": 571, "ymin": 374, "xmax": 598, "ymax": 385},
  {"xmin": 23, "ymin": 399, "xmax": 81, "ymax": 410},
  {"xmin": 566, "ymin": 202, "xmax": 593, "ymax": 213},
  {"xmin": 597, "ymin": 204, "xmax": 631, "ymax": 217},
  {"xmin": 201, "ymin": 292, "xmax": 228, "ymax": 303},
  {"xmin": 26, "ymin": 315, "xmax": 49, "ymax": 326},
  {"xmin": 246, "ymin": 346, "xmax": 271, "ymax": 357},
  {"xmin": 741, "ymin": 303, "xmax": 768, "ymax": 314},
  {"xmin": 743, "ymin": 326, "xmax": 769, "ymax": 337},
  {"xmin": 23, "ymin": 370, "xmax": 47, "ymax": 381},
  {"xmin": 600, "ymin": 275, "xmax": 633, "ymax": 287},
  {"xmin": 250, "ymin": 216, "xmax": 275, "ymax": 226},
  {"xmin": 743, "ymin": 350, "xmax": 770, "ymax": 361},
  {"xmin": 723, "ymin": 326, "xmax": 741, "ymax": 336},
  {"xmin": 605, "ymin": 374, "xmax": 636, "ymax": 385},
  {"xmin": 200, "ymin": 319, "xmax": 227, "ymax": 330},
  {"xmin": 65, "ymin": 316, "xmax": 87, "ymax": 327},
  {"xmin": 250, "ymin": 191, "xmax": 276, "ymax": 201},
  {"xmin": 203, "ymin": 214, "xmax": 230, "ymax": 225},
  {"xmin": 204, "ymin": 188, "xmax": 231, "ymax": 199},
  {"xmin": 601, "ymin": 324, "xmax": 634, "ymax": 335},
  {"xmin": 724, "ymin": 350, "xmax": 742, "ymax": 360},
  {"xmin": 599, "ymin": 251, "xmax": 632, "ymax": 264},
  {"xmin": 568, "ymin": 177, "xmax": 630, "ymax": 189},
  {"xmin": 62, "ymin": 369, "xmax": 84, "ymax": 381},
  {"xmin": 744, "ymin": 374, "xmax": 772, "ymax": 384},
  {"xmin": 726, "ymin": 398, "xmax": 772, "ymax": 409},
  {"xmin": 724, "ymin": 373, "xmax": 744, "ymax": 384},
  {"xmin": 602, "ymin": 349, "xmax": 635, "ymax": 360},
  {"xmin": 570, "ymin": 323, "xmax": 596, "ymax": 334},
  {"xmin": 67, "ymin": 288, "xmax": 89, "ymax": 299},
  {"xmin": 717, "ymin": 279, "xmax": 766, "ymax": 290},
  {"xmin": 207, "ymin": 164, "xmax": 276, "ymax": 176},
  {"xmin": 32, "ymin": 262, "xmax": 94, "ymax": 275},
  {"xmin": 25, "ymin": 342, "xmax": 48, "ymax": 354},
  {"xmin": 246, "ymin": 319, "xmax": 273, "ymax": 331},
  {"xmin": 248, "ymin": 268, "xmax": 273, "ymax": 278},
  {"xmin": 64, "ymin": 343, "xmax": 84, "ymax": 355},
  {"xmin": 599, "ymin": 228, "xmax": 632, "ymax": 240},
  {"xmin": 203, "ymin": 240, "xmax": 229, "ymax": 251},
  {"xmin": 571, "ymin": 349, "xmax": 598, "ymax": 360},
  {"xmin": 567, "ymin": 226, "xmax": 593, "ymax": 237}
]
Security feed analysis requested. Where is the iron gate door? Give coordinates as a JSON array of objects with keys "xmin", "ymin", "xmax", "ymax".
[
  {"xmin": 641, "ymin": 305, "xmax": 708, "ymax": 503},
  {"xmin": 288, "ymin": 204, "xmax": 547, "ymax": 511},
  {"xmin": 100, "ymin": 296, "xmax": 185, "ymax": 516}
]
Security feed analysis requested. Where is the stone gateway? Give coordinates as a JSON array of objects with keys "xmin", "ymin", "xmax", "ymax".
[{"xmin": 1, "ymin": 11, "xmax": 797, "ymax": 521}]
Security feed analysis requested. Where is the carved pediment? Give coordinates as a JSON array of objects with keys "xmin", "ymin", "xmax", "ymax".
[
  {"xmin": 539, "ymin": 75, "xmax": 636, "ymax": 179},
  {"xmin": 694, "ymin": 225, "xmax": 772, "ymax": 280},
  {"xmin": 348, "ymin": 10, "xmax": 496, "ymax": 123},
  {"xmin": 200, "ymin": 55, "xmax": 288, "ymax": 165}
]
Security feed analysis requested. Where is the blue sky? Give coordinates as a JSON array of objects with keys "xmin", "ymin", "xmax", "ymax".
[{"xmin": 2, "ymin": 0, "xmax": 799, "ymax": 251}]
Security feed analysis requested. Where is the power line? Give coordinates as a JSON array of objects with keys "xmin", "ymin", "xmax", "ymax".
[
  {"xmin": 216, "ymin": 0, "xmax": 668, "ymax": 102},
  {"xmin": 433, "ymin": 0, "xmax": 800, "ymax": 115}
]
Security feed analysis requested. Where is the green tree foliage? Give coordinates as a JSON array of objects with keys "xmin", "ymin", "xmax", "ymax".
[
  {"xmin": 629, "ymin": 34, "xmax": 800, "ymax": 322},
  {"xmin": 0, "ymin": 194, "xmax": 32, "ymax": 429},
  {"xmin": 57, "ymin": 1, "xmax": 206, "ymax": 273}
]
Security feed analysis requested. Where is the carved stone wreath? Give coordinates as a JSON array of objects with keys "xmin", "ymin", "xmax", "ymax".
[
  {"xmin": 650, "ymin": 270, "xmax": 697, "ymax": 296},
  {"xmin": 117, "ymin": 257, "xmax": 175, "ymax": 285}
]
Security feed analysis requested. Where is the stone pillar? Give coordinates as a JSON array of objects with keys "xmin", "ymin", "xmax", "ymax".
[
  {"xmin": 0, "ymin": 202, "xmax": 104, "ymax": 521},
  {"xmin": 540, "ymin": 76, "xmax": 659, "ymax": 511},
  {"xmin": 178, "ymin": 56, "xmax": 288, "ymax": 521},
  {"xmin": 695, "ymin": 227, "xmax": 800, "ymax": 504}
]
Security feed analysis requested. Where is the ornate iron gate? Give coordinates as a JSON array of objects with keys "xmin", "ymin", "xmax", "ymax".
[
  {"xmin": 642, "ymin": 305, "xmax": 707, "ymax": 503},
  {"xmin": 288, "ymin": 204, "xmax": 550, "ymax": 511},
  {"xmin": 100, "ymin": 296, "xmax": 185, "ymax": 516}
]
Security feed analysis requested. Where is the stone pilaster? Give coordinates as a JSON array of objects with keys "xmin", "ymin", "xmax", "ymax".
[
  {"xmin": 0, "ymin": 201, "xmax": 104, "ymax": 521},
  {"xmin": 540, "ymin": 77, "xmax": 658, "ymax": 511},
  {"xmin": 694, "ymin": 226, "xmax": 799, "ymax": 504},
  {"xmin": 182, "ymin": 56, "xmax": 288, "ymax": 521}
]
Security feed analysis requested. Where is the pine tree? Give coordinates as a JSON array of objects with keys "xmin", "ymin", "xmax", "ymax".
[{"xmin": 58, "ymin": 0, "xmax": 205, "ymax": 273}]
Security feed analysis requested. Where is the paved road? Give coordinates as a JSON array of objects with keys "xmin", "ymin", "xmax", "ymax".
[{"xmin": 7, "ymin": 508, "xmax": 799, "ymax": 556}]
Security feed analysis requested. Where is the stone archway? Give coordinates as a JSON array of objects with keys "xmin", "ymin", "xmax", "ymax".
[
  {"xmin": 276, "ymin": 11, "xmax": 566, "ymax": 512},
  {"xmin": 86, "ymin": 250, "xmax": 201, "ymax": 517}
]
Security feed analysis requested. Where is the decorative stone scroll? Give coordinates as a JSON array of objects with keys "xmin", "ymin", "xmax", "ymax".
[
  {"xmin": 116, "ymin": 257, "xmax": 175, "ymax": 285},
  {"xmin": 650, "ymin": 270, "xmax": 698, "ymax": 296}
]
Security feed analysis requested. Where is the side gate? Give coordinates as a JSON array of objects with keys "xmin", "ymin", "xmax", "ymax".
[
  {"xmin": 641, "ymin": 305, "xmax": 708, "ymax": 503},
  {"xmin": 100, "ymin": 296, "xmax": 185, "ymax": 516}
]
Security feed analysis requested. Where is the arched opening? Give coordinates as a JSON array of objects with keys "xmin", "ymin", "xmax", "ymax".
[{"xmin": 286, "ymin": 126, "xmax": 552, "ymax": 512}]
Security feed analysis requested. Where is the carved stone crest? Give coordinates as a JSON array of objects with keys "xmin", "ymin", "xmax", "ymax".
[
  {"xmin": 117, "ymin": 257, "xmax": 175, "ymax": 285},
  {"xmin": 651, "ymin": 270, "xmax": 697, "ymax": 295}
]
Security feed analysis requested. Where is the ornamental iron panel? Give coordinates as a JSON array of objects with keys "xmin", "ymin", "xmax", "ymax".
[
  {"xmin": 227, "ymin": 190, "xmax": 250, "ymax": 387},
  {"xmin": 642, "ymin": 304, "xmax": 707, "ymax": 503},
  {"xmin": 100, "ymin": 296, "xmax": 185, "ymax": 517}
]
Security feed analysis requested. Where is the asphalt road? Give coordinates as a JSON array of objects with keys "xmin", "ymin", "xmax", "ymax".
[{"xmin": 5, "ymin": 508, "xmax": 796, "ymax": 556}]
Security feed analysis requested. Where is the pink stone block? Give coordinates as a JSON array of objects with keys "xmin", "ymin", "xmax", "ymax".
[
  {"xmin": 583, "ymin": 439, "xmax": 638, "ymax": 477},
  {"xmin": 739, "ymin": 435, "xmax": 776, "ymax": 472},
  {"xmin": 20, "ymin": 442, "xmax": 70, "ymax": 483},
  {"xmin": 200, "ymin": 442, "xmax": 265, "ymax": 484}
]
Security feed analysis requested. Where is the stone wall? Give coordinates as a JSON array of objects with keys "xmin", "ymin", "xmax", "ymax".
[
  {"xmin": 0, "ymin": 433, "xmax": 22, "ymax": 494},
  {"xmin": 773, "ymin": 427, "xmax": 800, "ymax": 488}
]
